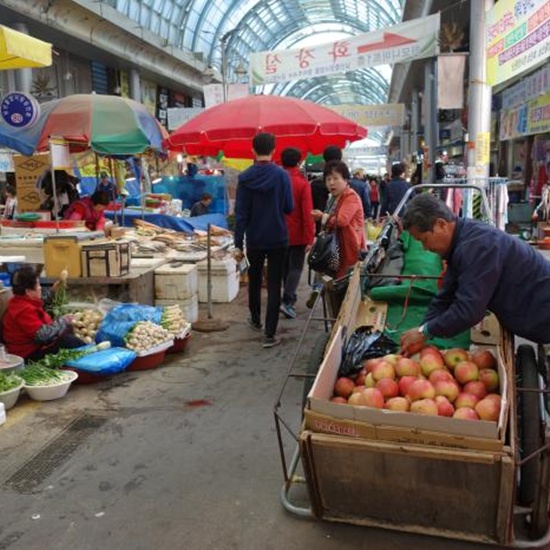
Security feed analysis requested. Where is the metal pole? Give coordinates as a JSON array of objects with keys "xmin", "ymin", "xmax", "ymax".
[
  {"xmin": 220, "ymin": 35, "xmax": 228, "ymax": 103},
  {"xmin": 467, "ymin": 0, "xmax": 494, "ymax": 185},
  {"xmin": 206, "ymin": 223, "xmax": 213, "ymax": 319},
  {"xmin": 423, "ymin": 60, "xmax": 437, "ymax": 183},
  {"xmin": 48, "ymin": 139, "xmax": 60, "ymax": 234}
]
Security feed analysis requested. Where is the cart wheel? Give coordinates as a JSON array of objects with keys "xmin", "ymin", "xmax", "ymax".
[
  {"xmin": 529, "ymin": 437, "xmax": 550, "ymax": 540},
  {"xmin": 301, "ymin": 332, "xmax": 330, "ymax": 413},
  {"xmin": 516, "ymin": 344, "xmax": 543, "ymax": 507}
]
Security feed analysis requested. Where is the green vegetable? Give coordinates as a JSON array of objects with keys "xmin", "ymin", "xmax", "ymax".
[
  {"xmin": 0, "ymin": 372, "xmax": 23, "ymax": 392},
  {"xmin": 27, "ymin": 341, "xmax": 112, "ymax": 370},
  {"xmin": 19, "ymin": 365, "xmax": 73, "ymax": 387}
]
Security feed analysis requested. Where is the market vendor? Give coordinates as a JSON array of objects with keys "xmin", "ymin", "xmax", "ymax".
[
  {"xmin": 96, "ymin": 171, "xmax": 118, "ymax": 202},
  {"xmin": 63, "ymin": 190, "xmax": 110, "ymax": 231},
  {"xmin": 2, "ymin": 266, "xmax": 85, "ymax": 362},
  {"xmin": 190, "ymin": 193, "xmax": 212, "ymax": 217},
  {"xmin": 399, "ymin": 193, "xmax": 550, "ymax": 353}
]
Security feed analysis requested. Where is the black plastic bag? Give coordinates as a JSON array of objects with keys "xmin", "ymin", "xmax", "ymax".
[{"xmin": 339, "ymin": 326, "xmax": 398, "ymax": 377}]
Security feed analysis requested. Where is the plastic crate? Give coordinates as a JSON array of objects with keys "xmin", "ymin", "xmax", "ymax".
[
  {"xmin": 167, "ymin": 333, "xmax": 191, "ymax": 354},
  {"xmin": 63, "ymin": 367, "xmax": 112, "ymax": 385},
  {"xmin": 127, "ymin": 350, "xmax": 166, "ymax": 371}
]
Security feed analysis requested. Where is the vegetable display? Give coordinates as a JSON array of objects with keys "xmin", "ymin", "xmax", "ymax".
[
  {"xmin": 0, "ymin": 372, "xmax": 23, "ymax": 392},
  {"xmin": 19, "ymin": 365, "xmax": 74, "ymax": 387},
  {"xmin": 71, "ymin": 309, "xmax": 104, "ymax": 344},
  {"xmin": 28, "ymin": 341, "xmax": 112, "ymax": 370},
  {"xmin": 160, "ymin": 305, "xmax": 189, "ymax": 336},
  {"xmin": 125, "ymin": 321, "xmax": 172, "ymax": 352},
  {"xmin": 46, "ymin": 269, "xmax": 69, "ymax": 319}
]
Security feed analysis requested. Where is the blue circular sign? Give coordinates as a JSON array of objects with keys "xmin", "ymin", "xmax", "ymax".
[{"xmin": 1, "ymin": 92, "xmax": 40, "ymax": 128}]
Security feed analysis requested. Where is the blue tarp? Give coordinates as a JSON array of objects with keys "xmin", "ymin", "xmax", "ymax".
[{"xmin": 104, "ymin": 209, "xmax": 228, "ymax": 232}]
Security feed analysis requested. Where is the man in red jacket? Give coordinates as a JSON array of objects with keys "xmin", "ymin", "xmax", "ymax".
[{"xmin": 280, "ymin": 148, "xmax": 315, "ymax": 318}]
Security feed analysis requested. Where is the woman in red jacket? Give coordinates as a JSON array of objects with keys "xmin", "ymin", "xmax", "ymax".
[
  {"xmin": 312, "ymin": 160, "xmax": 366, "ymax": 279},
  {"xmin": 2, "ymin": 266, "xmax": 84, "ymax": 361}
]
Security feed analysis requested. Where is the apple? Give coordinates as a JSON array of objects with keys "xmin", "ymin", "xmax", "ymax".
[
  {"xmin": 410, "ymin": 398, "xmax": 438, "ymax": 416},
  {"xmin": 354, "ymin": 366, "xmax": 368, "ymax": 386},
  {"xmin": 371, "ymin": 360, "xmax": 396, "ymax": 381},
  {"xmin": 443, "ymin": 347, "xmax": 470, "ymax": 369},
  {"xmin": 435, "ymin": 395, "xmax": 455, "ymax": 417},
  {"xmin": 420, "ymin": 353, "xmax": 445, "ymax": 377},
  {"xmin": 334, "ymin": 377, "xmax": 355, "ymax": 398},
  {"xmin": 375, "ymin": 378, "xmax": 399, "ymax": 399},
  {"xmin": 463, "ymin": 380, "xmax": 488, "ymax": 400},
  {"xmin": 433, "ymin": 379, "xmax": 460, "ymax": 402},
  {"xmin": 420, "ymin": 345, "xmax": 441, "ymax": 358},
  {"xmin": 363, "ymin": 357, "xmax": 382, "ymax": 372},
  {"xmin": 330, "ymin": 396, "xmax": 348, "ymax": 404},
  {"xmin": 365, "ymin": 373, "xmax": 376, "ymax": 388},
  {"xmin": 348, "ymin": 392, "xmax": 366, "ymax": 406},
  {"xmin": 361, "ymin": 388, "xmax": 385, "ymax": 408},
  {"xmin": 395, "ymin": 357, "xmax": 420, "ymax": 377},
  {"xmin": 455, "ymin": 392, "xmax": 480, "ymax": 409},
  {"xmin": 383, "ymin": 354, "xmax": 400, "ymax": 365},
  {"xmin": 385, "ymin": 397, "xmax": 410, "ymax": 412},
  {"xmin": 406, "ymin": 379, "xmax": 435, "ymax": 402},
  {"xmin": 453, "ymin": 407, "xmax": 480, "ymax": 420},
  {"xmin": 351, "ymin": 384, "xmax": 366, "ymax": 394},
  {"xmin": 485, "ymin": 393, "xmax": 502, "ymax": 405},
  {"xmin": 398, "ymin": 375, "xmax": 417, "ymax": 397},
  {"xmin": 454, "ymin": 361, "xmax": 479, "ymax": 384},
  {"xmin": 429, "ymin": 369, "xmax": 454, "ymax": 384},
  {"xmin": 475, "ymin": 397, "xmax": 500, "ymax": 421},
  {"xmin": 470, "ymin": 349, "xmax": 497, "ymax": 370},
  {"xmin": 479, "ymin": 369, "xmax": 499, "ymax": 392}
]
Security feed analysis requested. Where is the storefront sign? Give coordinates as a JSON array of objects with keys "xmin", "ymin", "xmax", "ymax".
[
  {"xmin": 345, "ymin": 145, "xmax": 388, "ymax": 156},
  {"xmin": 486, "ymin": 0, "xmax": 550, "ymax": 87},
  {"xmin": 499, "ymin": 89, "xmax": 550, "ymax": 139},
  {"xmin": 330, "ymin": 104, "xmax": 404, "ymax": 128},
  {"xmin": 502, "ymin": 64, "xmax": 550, "ymax": 109},
  {"xmin": 249, "ymin": 13, "xmax": 440, "ymax": 85},
  {"xmin": 0, "ymin": 92, "xmax": 40, "ymax": 128}
]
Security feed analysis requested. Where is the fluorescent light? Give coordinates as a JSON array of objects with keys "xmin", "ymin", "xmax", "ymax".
[{"xmin": 152, "ymin": 177, "xmax": 162, "ymax": 184}]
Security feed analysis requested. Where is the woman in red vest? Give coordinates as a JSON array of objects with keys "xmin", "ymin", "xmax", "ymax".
[{"xmin": 64, "ymin": 190, "xmax": 110, "ymax": 231}]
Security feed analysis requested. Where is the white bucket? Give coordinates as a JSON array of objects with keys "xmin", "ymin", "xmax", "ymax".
[{"xmin": 0, "ymin": 402, "xmax": 6, "ymax": 426}]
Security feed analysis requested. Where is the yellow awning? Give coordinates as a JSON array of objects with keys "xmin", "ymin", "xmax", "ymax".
[{"xmin": 0, "ymin": 26, "xmax": 52, "ymax": 70}]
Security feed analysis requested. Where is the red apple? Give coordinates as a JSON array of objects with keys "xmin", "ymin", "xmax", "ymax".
[
  {"xmin": 398, "ymin": 375, "xmax": 417, "ymax": 397},
  {"xmin": 455, "ymin": 392, "xmax": 480, "ymax": 409},
  {"xmin": 395, "ymin": 357, "xmax": 420, "ymax": 377},
  {"xmin": 429, "ymin": 369, "xmax": 454, "ymax": 384},
  {"xmin": 385, "ymin": 396, "xmax": 410, "ymax": 412},
  {"xmin": 433, "ymin": 379, "xmax": 460, "ymax": 402},
  {"xmin": 375, "ymin": 378, "xmax": 399, "ymax": 399},
  {"xmin": 453, "ymin": 407, "xmax": 480, "ymax": 420},
  {"xmin": 475, "ymin": 396, "xmax": 501, "ymax": 421},
  {"xmin": 410, "ymin": 398, "xmax": 438, "ymax": 416},
  {"xmin": 485, "ymin": 393, "xmax": 502, "ymax": 405},
  {"xmin": 334, "ymin": 376, "xmax": 355, "ymax": 398},
  {"xmin": 420, "ymin": 353, "xmax": 445, "ymax": 377},
  {"xmin": 354, "ymin": 366, "xmax": 368, "ymax": 386},
  {"xmin": 361, "ymin": 388, "xmax": 385, "ymax": 408},
  {"xmin": 363, "ymin": 357, "xmax": 382, "ymax": 372},
  {"xmin": 406, "ymin": 379, "xmax": 435, "ymax": 402},
  {"xmin": 330, "ymin": 396, "xmax": 348, "ymax": 404},
  {"xmin": 383, "ymin": 354, "xmax": 400, "ymax": 365},
  {"xmin": 479, "ymin": 369, "xmax": 499, "ymax": 392},
  {"xmin": 470, "ymin": 349, "xmax": 497, "ymax": 370},
  {"xmin": 371, "ymin": 360, "xmax": 396, "ymax": 381},
  {"xmin": 443, "ymin": 347, "xmax": 470, "ymax": 369},
  {"xmin": 348, "ymin": 392, "xmax": 366, "ymax": 406},
  {"xmin": 435, "ymin": 395, "xmax": 455, "ymax": 417},
  {"xmin": 351, "ymin": 384, "xmax": 366, "ymax": 394},
  {"xmin": 454, "ymin": 361, "xmax": 479, "ymax": 384},
  {"xmin": 420, "ymin": 345, "xmax": 441, "ymax": 358},
  {"xmin": 463, "ymin": 380, "xmax": 488, "ymax": 400}
]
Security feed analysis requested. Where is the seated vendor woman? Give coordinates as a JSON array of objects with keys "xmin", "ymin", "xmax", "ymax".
[
  {"xmin": 2, "ymin": 266, "xmax": 85, "ymax": 362},
  {"xmin": 63, "ymin": 190, "xmax": 110, "ymax": 231}
]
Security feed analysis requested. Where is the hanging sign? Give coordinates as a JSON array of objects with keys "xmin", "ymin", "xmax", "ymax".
[
  {"xmin": 1, "ymin": 92, "xmax": 40, "ymax": 128},
  {"xmin": 330, "ymin": 104, "xmax": 404, "ymax": 128},
  {"xmin": 486, "ymin": 0, "xmax": 550, "ymax": 87},
  {"xmin": 249, "ymin": 13, "xmax": 440, "ymax": 85}
]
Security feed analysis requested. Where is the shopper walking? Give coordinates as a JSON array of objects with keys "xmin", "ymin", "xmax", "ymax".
[
  {"xmin": 380, "ymin": 162, "xmax": 411, "ymax": 217},
  {"xmin": 280, "ymin": 147, "xmax": 315, "ymax": 319},
  {"xmin": 349, "ymin": 168, "xmax": 370, "ymax": 219},
  {"xmin": 233, "ymin": 133, "xmax": 294, "ymax": 348},
  {"xmin": 369, "ymin": 177, "xmax": 380, "ymax": 219}
]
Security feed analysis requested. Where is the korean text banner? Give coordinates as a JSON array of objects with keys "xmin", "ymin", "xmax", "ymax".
[
  {"xmin": 486, "ymin": 0, "xmax": 550, "ymax": 87},
  {"xmin": 249, "ymin": 13, "xmax": 440, "ymax": 86},
  {"xmin": 330, "ymin": 104, "xmax": 405, "ymax": 128},
  {"xmin": 499, "ymin": 89, "xmax": 550, "ymax": 140}
]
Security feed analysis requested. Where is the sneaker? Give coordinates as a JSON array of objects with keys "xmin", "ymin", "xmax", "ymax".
[
  {"xmin": 280, "ymin": 303, "xmax": 297, "ymax": 319},
  {"xmin": 263, "ymin": 336, "xmax": 281, "ymax": 348},
  {"xmin": 247, "ymin": 316, "xmax": 263, "ymax": 332},
  {"xmin": 306, "ymin": 290, "xmax": 320, "ymax": 309}
]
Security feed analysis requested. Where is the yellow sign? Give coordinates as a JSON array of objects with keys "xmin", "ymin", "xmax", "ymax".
[
  {"xmin": 499, "ymin": 89, "xmax": 550, "ymax": 140},
  {"xmin": 486, "ymin": 0, "xmax": 550, "ymax": 87},
  {"xmin": 330, "ymin": 103, "xmax": 404, "ymax": 128},
  {"xmin": 476, "ymin": 132, "xmax": 490, "ymax": 165},
  {"xmin": 14, "ymin": 153, "xmax": 49, "ymax": 212}
]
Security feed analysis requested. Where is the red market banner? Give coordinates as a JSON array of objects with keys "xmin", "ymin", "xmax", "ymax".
[{"xmin": 249, "ymin": 14, "xmax": 440, "ymax": 86}]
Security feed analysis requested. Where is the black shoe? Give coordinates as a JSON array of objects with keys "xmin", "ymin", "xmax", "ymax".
[
  {"xmin": 263, "ymin": 336, "xmax": 281, "ymax": 348},
  {"xmin": 247, "ymin": 316, "xmax": 262, "ymax": 332},
  {"xmin": 306, "ymin": 290, "xmax": 319, "ymax": 309}
]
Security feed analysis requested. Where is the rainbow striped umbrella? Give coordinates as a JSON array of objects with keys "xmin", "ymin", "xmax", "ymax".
[{"xmin": 0, "ymin": 93, "xmax": 167, "ymax": 156}]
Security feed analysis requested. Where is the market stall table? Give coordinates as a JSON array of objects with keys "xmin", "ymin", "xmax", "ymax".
[{"xmin": 105, "ymin": 210, "xmax": 228, "ymax": 232}]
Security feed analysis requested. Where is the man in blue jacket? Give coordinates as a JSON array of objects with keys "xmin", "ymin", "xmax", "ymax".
[
  {"xmin": 380, "ymin": 162, "xmax": 411, "ymax": 216},
  {"xmin": 399, "ymin": 193, "xmax": 550, "ymax": 351},
  {"xmin": 233, "ymin": 133, "xmax": 294, "ymax": 348}
]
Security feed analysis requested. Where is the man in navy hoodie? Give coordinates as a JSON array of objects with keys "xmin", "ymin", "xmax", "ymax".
[
  {"xmin": 234, "ymin": 133, "xmax": 294, "ymax": 348},
  {"xmin": 380, "ymin": 162, "xmax": 411, "ymax": 216}
]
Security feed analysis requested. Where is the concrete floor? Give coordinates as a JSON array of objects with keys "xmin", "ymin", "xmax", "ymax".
[{"xmin": 0, "ymin": 276, "xmax": 518, "ymax": 550}]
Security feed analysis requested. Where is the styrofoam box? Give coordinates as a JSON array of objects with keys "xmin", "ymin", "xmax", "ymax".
[
  {"xmin": 154, "ymin": 263, "xmax": 198, "ymax": 300},
  {"xmin": 197, "ymin": 258, "xmax": 239, "ymax": 303},
  {"xmin": 155, "ymin": 295, "xmax": 199, "ymax": 323}
]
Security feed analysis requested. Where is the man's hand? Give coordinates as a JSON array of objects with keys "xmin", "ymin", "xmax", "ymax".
[
  {"xmin": 400, "ymin": 327, "xmax": 426, "ymax": 357},
  {"xmin": 233, "ymin": 248, "xmax": 244, "ymax": 262}
]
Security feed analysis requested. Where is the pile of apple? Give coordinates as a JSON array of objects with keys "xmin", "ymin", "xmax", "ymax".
[{"xmin": 332, "ymin": 346, "xmax": 501, "ymax": 422}]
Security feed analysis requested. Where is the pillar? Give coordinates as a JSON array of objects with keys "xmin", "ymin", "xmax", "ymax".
[{"xmin": 129, "ymin": 69, "xmax": 141, "ymax": 102}]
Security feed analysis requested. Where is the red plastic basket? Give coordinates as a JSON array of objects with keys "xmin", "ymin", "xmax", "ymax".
[
  {"xmin": 62, "ymin": 367, "xmax": 111, "ymax": 385},
  {"xmin": 128, "ymin": 350, "xmax": 166, "ymax": 371},
  {"xmin": 167, "ymin": 333, "xmax": 191, "ymax": 354}
]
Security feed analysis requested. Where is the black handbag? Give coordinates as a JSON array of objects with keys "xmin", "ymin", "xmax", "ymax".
[{"xmin": 307, "ymin": 221, "xmax": 340, "ymax": 277}]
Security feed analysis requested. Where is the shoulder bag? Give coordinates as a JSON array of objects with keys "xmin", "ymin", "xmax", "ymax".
[{"xmin": 307, "ymin": 200, "xmax": 340, "ymax": 277}]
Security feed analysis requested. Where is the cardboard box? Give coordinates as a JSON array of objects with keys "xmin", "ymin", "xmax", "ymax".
[
  {"xmin": 305, "ymin": 325, "xmax": 509, "ymax": 447},
  {"xmin": 81, "ymin": 240, "xmax": 131, "ymax": 277},
  {"xmin": 44, "ymin": 235, "xmax": 96, "ymax": 278}
]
